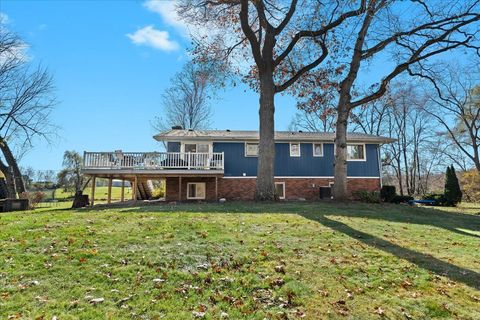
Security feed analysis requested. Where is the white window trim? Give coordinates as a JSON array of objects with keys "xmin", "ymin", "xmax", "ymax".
[
  {"xmin": 244, "ymin": 142, "xmax": 259, "ymax": 157},
  {"xmin": 186, "ymin": 182, "xmax": 206, "ymax": 200},
  {"xmin": 289, "ymin": 143, "xmax": 301, "ymax": 157},
  {"xmin": 312, "ymin": 143, "xmax": 324, "ymax": 157},
  {"xmin": 334, "ymin": 143, "xmax": 367, "ymax": 162},
  {"xmin": 347, "ymin": 143, "xmax": 366, "ymax": 161},
  {"xmin": 275, "ymin": 182, "xmax": 285, "ymax": 200},
  {"xmin": 180, "ymin": 141, "xmax": 213, "ymax": 153}
]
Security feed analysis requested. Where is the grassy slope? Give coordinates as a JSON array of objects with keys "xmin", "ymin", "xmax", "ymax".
[{"xmin": 0, "ymin": 202, "xmax": 479, "ymax": 319}]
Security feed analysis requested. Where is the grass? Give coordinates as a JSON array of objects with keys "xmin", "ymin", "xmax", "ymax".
[
  {"xmin": 42, "ymin": 187, "xmax": 134, "ymax": 201},
  {"xmin": 0, "ymin": 202, "xmax": 479, "ymax": 319}
]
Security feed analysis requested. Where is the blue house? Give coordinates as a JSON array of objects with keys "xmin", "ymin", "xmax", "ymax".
[{"xmin": 82, "ymin": 128, "xmax": 393, "ymax": 203}]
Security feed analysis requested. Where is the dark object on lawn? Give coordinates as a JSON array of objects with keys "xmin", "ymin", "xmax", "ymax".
[
  {"xmin": 380, "ymin": 185, "xmax": 396, "ymax": 202},
  {"xmin": 319, "ymin": 186, "xmax": 331, "ymax": 199},
  {"xmin": 72, "ymin": 192, "xmax": 89, "ymax": 208},
  {"xmin": 0, "ymin": 198, "xmax": 29, "ymax": 212},
  {"xmin": 444, "ymin": 165, "xmax": 462, "ymax": 206},
  {"xmin": 423, "ymin": 193, "xmax": 448, "ymax": 206},
  {"xmin": 391, "ymin": 195, "xmax": 414, "ymax": 204},
  {"xmin": 408, "ymin": 199, "xmax": 436, "ymax": 206}
]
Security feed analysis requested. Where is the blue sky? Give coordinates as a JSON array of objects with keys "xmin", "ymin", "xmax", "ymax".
[{"xmin": 1, "ymin": 0, "xmax": 298, "ymax": 171}]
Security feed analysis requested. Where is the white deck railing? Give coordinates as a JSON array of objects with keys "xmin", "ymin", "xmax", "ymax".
[{"xmin": 83, "ymin": 152, "xmax": 224, "ymax": 170}]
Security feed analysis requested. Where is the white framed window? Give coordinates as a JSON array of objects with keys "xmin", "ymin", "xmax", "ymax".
[
  {"xmin": 182, "ymin": 142, "xmax": 211, "ymax": 153},
  {"xmin": 289, "ymin": 143, "xmax": 301, "ymax": 157},
  {"xmin": 275, "ymin": 182, "xmax": 285, "ymax": 200},
  {"xmin": 313, "ymin": 143, "xmax": 323, "ymax": 157},
  {"xmin": 347, "ymin": 144, "xmax": 366, "ymax": 161},
  {"xmin": 245, "ymin": 142, "xmax": 259, "ymax": 157},
  {"xmin": 187, "ymin": 182, "xmax": 206, "ymax": 199}
]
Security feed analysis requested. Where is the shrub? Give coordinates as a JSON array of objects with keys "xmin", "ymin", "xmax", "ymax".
[
  {"xmin": 353, "ymin": 190, "xmax": 381, "ymax": 203},
  {"xmin": 390, "ymin": 195, "xmax": 414, "ymax": 204},
  {"xmin": 19, "ymin": 191, "xmax": 45, "ymax": 209},
  {"xmin": 461, "ymin": 170, "xmax": 480, "ymax": 203},
  {"xmin": 444, "ymin": 165, "xmax": 462, "ymax": 206},
  {"xmin": 380, "ymin": 185, "xmax": 396, "ymax": 202}
]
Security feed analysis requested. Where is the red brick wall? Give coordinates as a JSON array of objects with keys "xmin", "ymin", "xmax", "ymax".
[
  {"xmin": 166, "ymin": 176, "xmax": 381, "ymax": 201},
  {"xmin": 166, "ymin": 177, "xmax": 218, "ymax": 202}
]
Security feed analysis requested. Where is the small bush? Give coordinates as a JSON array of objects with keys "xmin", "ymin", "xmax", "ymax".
[
  {"xmin": 444, "ymin": 165, "xmax": 462, "ymax": 206},
  {"xmin": 353, "ymin": 190, "xmax": 381, "ymax": 203},
  {"xmin": 390, "ymin": 195, "xmax": 414, "ymax": 204},
  {"xmin": 19, "ymin": 191, "xmax": 45, "ymax": 209},
  {"xmin": 380, "ymin": 185, "xmax": 396, "ymax": 202},
  {"xmin": 461, "ymin": 170, "xmax": 480, "ymax": 203}
]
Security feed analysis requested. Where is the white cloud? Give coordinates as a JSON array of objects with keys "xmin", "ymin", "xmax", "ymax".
[
  {"xmin": 143, "ymin": 0, "xmax": 188, "ymax": 36},
  {"xmin": 0, "ymin": 12, "xmax": 9, "ymax": 25},
  {"xmin": 126, "ymin": 25, "xmax": 179, "ymax": 52}
]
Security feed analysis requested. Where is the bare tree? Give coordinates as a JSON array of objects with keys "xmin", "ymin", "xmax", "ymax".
[
  {"xmin": 0, "ymin": 25, "xmax": 56, "ymax": 198},
  {"xmin": 153, "ymin": 62, "xmax": 218, "ymax": 131},
  {"xmin": 415, "ymin": 62, "xmax": 480, "ymax": 171},
  {"xmin": 327, "ymin": 0, "xmax": 480, "ymax": 200},
  {"xmin": 351, "ymin": 83, "xmax": 449, "ymax": 196},
  {"xmin": 57, "ymin": 151, "xmax": 86, "ymax": 194}
]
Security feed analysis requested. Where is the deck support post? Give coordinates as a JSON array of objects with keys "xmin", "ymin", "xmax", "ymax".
[
  {"xmin": 178, "ymin": 176, "xmax": 182, "ymax": 202},
  {"xmin": 90, "ymin": 175, "xmax": 96, "ymax": 206},
  {"xmin": 121, "ymin": 179, "xmax": 125, "ymax": 202},
  {"xmin": 132, "ymin": 176, "xmax": 138, "ymax": 202},
  {"xmin": 107, "ymin": 177, "xmax": 112, "ymax": 204},
  {"xmin": 215, "ymin": 176, "xmax": 218, "ymax": 201}
]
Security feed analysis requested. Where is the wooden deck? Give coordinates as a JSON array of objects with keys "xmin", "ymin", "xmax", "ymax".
[{"xmin": 82, "ymin": 151, "xmax": 224, "ymax": 206}]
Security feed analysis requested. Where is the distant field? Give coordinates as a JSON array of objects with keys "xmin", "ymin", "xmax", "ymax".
[{"xmin": 43, "ymin": 187, "xmax": 134, "ymax": 201}]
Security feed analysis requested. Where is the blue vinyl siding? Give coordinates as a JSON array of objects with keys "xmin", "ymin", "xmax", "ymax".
[{"xmin": 213, "ymin": 142, "xmax": 380, "ymax": 177}]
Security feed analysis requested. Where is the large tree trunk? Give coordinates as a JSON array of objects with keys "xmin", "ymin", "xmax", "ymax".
[
  {"xmin": 0, "ymin": 160, "xmax": 17, "ymax": 198},
  {"xmin": 255, "ymin": 72, "xmax": 276, "ymax": 201},
  {"xmin": 0, "ymin": 139, "xmax": 25, "ymax": 194},
  {"xmin": 333, "ymin": 104, "xmax": 349, "ymax": 201}
]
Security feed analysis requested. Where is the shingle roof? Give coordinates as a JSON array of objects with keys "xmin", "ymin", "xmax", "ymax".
[{"xmin": 153, "ymin": 129, "xmax": 395, "ymax": 144}]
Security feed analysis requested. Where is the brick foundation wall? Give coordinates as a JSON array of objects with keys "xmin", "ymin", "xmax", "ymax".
[
  {"xmin": 166, "ymin": 177, "xmax": 218, "ymax": 202},
  {"xmin": 166, "ymin": 176, "xmax": 381, "ymax": 201}
]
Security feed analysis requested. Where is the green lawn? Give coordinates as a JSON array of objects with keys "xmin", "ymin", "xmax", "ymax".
[
  {"xmin": 46, "ymin": 187, "xmax": 134, "ymax": 201},
  {"xmin": 1, "ymin": 202, "xmax": 479, "ymax": 319}
]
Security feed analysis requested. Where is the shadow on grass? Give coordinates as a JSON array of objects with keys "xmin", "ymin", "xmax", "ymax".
[
  {"xmin": 303, "ymin": 214, "xmax": 480, "ymax": 290},
  {"xmin": 81, "ymin": 201, "xmax": 480, "ymax": 290}
]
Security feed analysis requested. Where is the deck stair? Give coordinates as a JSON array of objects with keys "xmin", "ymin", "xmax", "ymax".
[{"xmin": 136, "ymin": 179, "xmax": 153, "ymax": 200}]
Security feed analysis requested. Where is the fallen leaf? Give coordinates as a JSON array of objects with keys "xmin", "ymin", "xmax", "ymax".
[
  {"xmin": 374, "ymin": 307, "xmax": 385, "ymax": 316},
  {"xmin": 89, "ymin": 297, "xmax": 104, "ymax": 305}
]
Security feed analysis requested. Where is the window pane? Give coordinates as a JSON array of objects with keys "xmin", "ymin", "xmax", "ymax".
[
  {"xmin": 314, "ymin": 144, "xmax": 322, "ymax": 156},
  {"xmin": 185, "ymin": 144, "xmax": 196, "ymax": 153},
  {"xmin": 196, "ymin": 183, "xmax": 206, "ymax": 198},
  {"xmin": 290, "ymin": 143, "xmax": 300, "ymax": 156},
  {"xmin": 198, "ymin": 144, "xmax": 209, "ymax": 153},
  {"xmin": 188, "ymin": 184, "xmax": 196, "ymax": 198},
  {"xmin": 275, "ymin": 183, "xmax": 285, "ymax": 198},
  {"xmin": 246, "ymin": 143, "xmax": 259, "ymax": 156},
  {"xmin": 347, "ymin": 145, "xmax": 364, "ymax": 160}
]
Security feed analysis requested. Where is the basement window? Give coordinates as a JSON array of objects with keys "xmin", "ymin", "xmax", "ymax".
[
  {"xmin": 187, "ymin": 182, "xmax": 206, "ymax": 200},
  {"xmin": 275, "ymin": 182, "xmax": 285, "ymax": 200}
]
